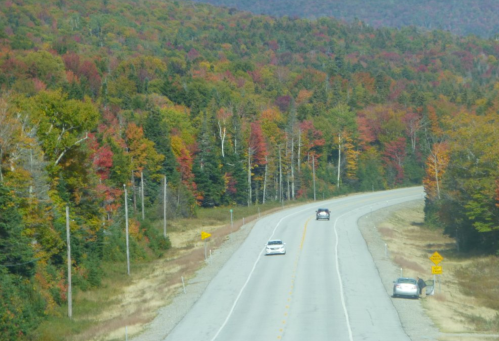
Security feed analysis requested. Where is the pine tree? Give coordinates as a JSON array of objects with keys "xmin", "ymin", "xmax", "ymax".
[
  {"xmin": 143, "ymin": 109, "xmax": 180, "ymax": 184},
  {"xmin": 0, "ymin": 183, "xmax": 35, "ymax": 277},
  {"xmin": 192, "ymin": 112, "xmax": 225, "ymax": 207}
]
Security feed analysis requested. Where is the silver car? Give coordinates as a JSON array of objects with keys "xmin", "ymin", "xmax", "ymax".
[
  {"xmin": 393, "ymin": 277, "xmax": 419, "ymax": 299},
  {"xmin": 265, "ymin": 239, "xmax": 286, "ymax": 255}
]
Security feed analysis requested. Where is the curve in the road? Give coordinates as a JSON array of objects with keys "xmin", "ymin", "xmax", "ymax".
[{"xmin": 163, "ymin": 187, "xmax": 424, "ymax": 341}]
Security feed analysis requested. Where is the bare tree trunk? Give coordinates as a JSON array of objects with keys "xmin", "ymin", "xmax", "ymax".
[
  {"xmin": 132, "ymin": 169, "xmax": 137, "ymax": 211},
  {"xmin": 286, "ymin": 140, "xmax": 290, "ymax": 200},
  {"xmin": 279, "ymin": 147, "xmax": 283, "ymax": 202},
  {"xmin": 291, "ymin": 136, "xmax": 295, "ymax": 200},
  {"xmin": 433, "ymin": 154, "xmax": 441, "ymax": 200},
  {"xmin": 255, "ymin": 181, "xmax": 259, "ymax": 205},
  {"xmin": 163, "ymin": 176, "xmax": 167, "ymax": 238},
  {"xmin": 297, "ymin": 129, "xmax": 301, "ymax": 173},
  {"xmin": 312, "ymin": 155, "xmax": 316, "ymax": 201},
  {"xmin": 263, "ymin": 156, "xmax": 268, "ymax": 204},
  {"xmin": 287, "ymin": 173, "xmax": 290, "ymax": 200},
  {"xmin": 337, "ymin": 133, "xmax": 341, "ymax": 188},
  {"xmin": 66, "ymin": 206, "xmax": 72, "ymax": 319},
  {"xmin": 0, "ymin": 147, "xmax": 4, "ymax": 183},
  {"xmin": 247, "ymin": 147, "xmax": 252, "ymax": 206},
  {"xmin": 218, "ymin": 121, "xmax": 226, "ymax": 158}
]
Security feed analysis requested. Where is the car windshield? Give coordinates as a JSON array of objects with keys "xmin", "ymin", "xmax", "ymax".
[
  {"xmin": 397, "ymin": 278, "xmax": 417, "ymax": 284},
  {"xmin": 268, "ymin": 241, "xmax": 283, "ymax": 245},
  {"xmin": 318, "ymin": 209, "xmax": 328, "ymax": 212}
]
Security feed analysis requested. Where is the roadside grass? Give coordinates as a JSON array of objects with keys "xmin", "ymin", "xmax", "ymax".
[
  {"xmin": 458, "ymin": 313, "xmax": 499, "ymax": 333},
  {"xmin": 29, "ymin": 264, "xmax": 130, "ymax": 341},
  {"xmin": 196, "ymin": 201, "xmax": 287, "ymax": 223},
  {"xmin": 392, "ymin": 253, "xmax": 426, "ymax": 273},
  {"xmin": 455, "ymin": 257, "xmax": 499, "ymax": 311},
  {"xmin": 30, "ymin": 199, "xmax": 301, "ymax": 340},
  {"xmin": 376, "ymin": 201, "xmax": 499, "ymax": 335}
]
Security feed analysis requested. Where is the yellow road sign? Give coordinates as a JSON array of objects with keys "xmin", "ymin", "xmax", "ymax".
[
  {"xmin": 431, "ymin": 266, "xmax": 443, "ymax": 275},
  {"xmin": 429, "ymin": 251, "xmax": 443, "ymax": 265},
  {"xmin": 201, "ymin": 231, "xmax": 211, "ymax": 240}
]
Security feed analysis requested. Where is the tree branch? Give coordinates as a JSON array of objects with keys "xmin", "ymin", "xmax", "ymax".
[{"xmin": 54, "ymin": 132, "xmax": 89, "ymax": 166}]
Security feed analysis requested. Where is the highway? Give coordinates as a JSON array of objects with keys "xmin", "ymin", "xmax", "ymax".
[{"xmin": 165, "ymin": 187, "xmax": 424, "ymax": 341}]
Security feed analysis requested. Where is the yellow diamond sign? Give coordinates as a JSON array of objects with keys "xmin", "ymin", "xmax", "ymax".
[
  {"xmin": 201, "ymin": 231, "xmax": 211, "ymax": 240},
  {"xmin": 429, "ymin": 251, "xmax": 443, "ymax": 265},
  {"xmin": 431, "ymin": 266, "xmax": 443, "ymax": 275}
]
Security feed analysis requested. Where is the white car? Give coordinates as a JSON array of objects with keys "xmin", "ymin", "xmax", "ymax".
[{"xmin": 265, "ymin": 239, "xmax": 286, "ymax": 255}]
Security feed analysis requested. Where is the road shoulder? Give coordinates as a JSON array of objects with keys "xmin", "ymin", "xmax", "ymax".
[{"xmin": 357, "ymin": 200, "xmax": 440, "ymax": 341}]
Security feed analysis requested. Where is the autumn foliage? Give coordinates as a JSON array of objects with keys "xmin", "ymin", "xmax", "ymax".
[{"xmin": 1, "ymin": 0, "xmax": 499, "ymax": 336}]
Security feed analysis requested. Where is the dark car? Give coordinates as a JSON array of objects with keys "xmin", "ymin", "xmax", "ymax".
[{"xmin": 316, "ymin": 208, "xmax": 330, "ymax": 220}]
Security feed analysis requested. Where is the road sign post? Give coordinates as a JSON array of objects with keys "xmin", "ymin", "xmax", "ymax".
[
  {"xmin": 230, "ymin": 209, "xmax": 233, "ymax": 228},
  {"xmin": 429, "ymin": 251, "xmax": 444, "ymax": 294},
  {"xmin": 431, "ymin": 266, "xmax": 443, "ymax": 274},
  {"xmin": 201, "ymin": 231, "xmax": 211, "ymax": 261}
]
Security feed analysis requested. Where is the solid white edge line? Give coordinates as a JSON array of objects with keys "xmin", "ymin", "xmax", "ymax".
[
  {"xmin": 209, "ymin": 206, "xmax": 312, "ymax": 341},
  {"xmin": 333, "ymin": 193, "xmax": 423, "ymax": 341},
  {"xmin": 210, "ymin": 190, "xmax": 423, "ymax": 341},
  {"xmin": 333, "ymin": 212, "xmax": 354, "ymax": 341}
]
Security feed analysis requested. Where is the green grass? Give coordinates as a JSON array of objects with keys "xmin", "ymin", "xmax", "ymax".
[{"xmin": 30, "ymin": 313, "xmax": 94, "ymax": 341}]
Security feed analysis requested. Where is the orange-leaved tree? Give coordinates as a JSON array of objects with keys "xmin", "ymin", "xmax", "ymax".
[{"xmin": 423, "ymin": 142, "xmax": 449, "ymax": 201}]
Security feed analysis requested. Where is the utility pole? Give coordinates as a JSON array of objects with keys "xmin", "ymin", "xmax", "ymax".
[
  {"xmin": 163, "ymin": 176, "xmax": 167, "ymax": 238},
  {"xmin": 312, "ymin": 155, "xmax": 316, "ymax": 201},
  {"xmin": 279, "ymin": 147, "xmax": 283, "ymax": 203},
  {"xmin": 66, "ymin": 206, "xmax": 72, "ymax": 319},
  {"xmin": 124, "ymin": 184, "xmax": 130, "ymax": 276}
]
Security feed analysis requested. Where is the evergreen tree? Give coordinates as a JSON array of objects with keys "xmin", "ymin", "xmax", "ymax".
[
  {"xmin": 143, "ymin": 108, "xmax": 180, "ymax": 185},
  {"xmin": 192, "ymin": 112, "xmax": 225, "ymax": 207},
  {"xmin": 0, "ymin": 183, "xmax": 35, "ymax": 277}
]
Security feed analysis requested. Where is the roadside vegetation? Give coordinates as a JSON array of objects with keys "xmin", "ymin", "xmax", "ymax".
[
  {"xmin": 455, "ymin": 258, "xmax": 499, "ymax": 332},
  {"xmin": 29, "ymin": 201, "xmax": 297, "ymax": 341},
  {"xmin": 376, "ymin": 202, "xmax": 499, "ymax": 336},
  {"xmin": 2, "ymin": 0, "xmax": 499, "ymax": 338}
]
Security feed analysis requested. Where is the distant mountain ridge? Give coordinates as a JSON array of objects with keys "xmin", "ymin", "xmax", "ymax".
[{"xmin": 190, "ymin": 0, "xmax": 499, "ymax": 38}]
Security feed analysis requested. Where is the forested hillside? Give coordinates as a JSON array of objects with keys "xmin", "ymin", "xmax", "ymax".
[
  {"xmin": 191, "ymin": 0, "xmax": 499, "ymax": 38},
  {"xmin": 1, "ymin": 0, "xmax": 499, "ymax": 337}
]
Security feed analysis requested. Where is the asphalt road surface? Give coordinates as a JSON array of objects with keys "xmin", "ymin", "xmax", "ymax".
[{"xmin": 165, "ymin": 187, "xmax": 424, "ymax": 341}]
